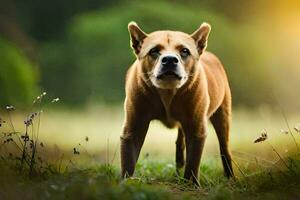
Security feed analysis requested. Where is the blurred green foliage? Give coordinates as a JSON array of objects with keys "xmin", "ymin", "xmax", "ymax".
[
  {"xmin": 0, "ymin": 37, "xmax": 38, "ymax": 107},
  {"xmin": 39, "ymin": 1, "xmax": 274, "ymax": 106},
  {"xmin": 2, "ymin": 0, "xmax": 298, "ymax": 108}
]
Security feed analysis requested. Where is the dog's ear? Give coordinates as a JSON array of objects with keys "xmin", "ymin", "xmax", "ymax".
[
  {"xmin": 191, "ymin": 22, "xmax": 211, "ymax": 54},
  {"xmin": 128, "ymin": 22, "xmax": 147, "ymax": 55}
]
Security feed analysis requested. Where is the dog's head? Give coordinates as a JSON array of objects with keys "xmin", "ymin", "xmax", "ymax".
[{"xmin": 128, "ymin": 22, "xmax": 211, "ymax": 89}]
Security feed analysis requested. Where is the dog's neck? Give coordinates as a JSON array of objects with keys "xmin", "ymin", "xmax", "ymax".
[{"xmin": 157, "ymin": 88, "xmax": 177, "ymax": 119}]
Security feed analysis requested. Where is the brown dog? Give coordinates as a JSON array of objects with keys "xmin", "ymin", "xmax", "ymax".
[{"xmin": 120, "ymin": 21, "xmax": 234, "ymax": 185}]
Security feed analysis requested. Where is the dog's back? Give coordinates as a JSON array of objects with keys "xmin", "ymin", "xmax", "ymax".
[{"xmin": 200, "ymin": 51, "xmax": 231, "ymax": 117}]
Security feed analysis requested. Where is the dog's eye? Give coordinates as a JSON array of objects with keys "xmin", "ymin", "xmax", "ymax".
[
  {"xmin": 149, "ymin": 47, "xmax": 160, "ymax": 57},
  {"xmin": 180, "ymin": 48, "xmax": 190, "ymax": 58}
]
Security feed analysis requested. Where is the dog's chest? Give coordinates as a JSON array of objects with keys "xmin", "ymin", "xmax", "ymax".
[{"xmin": 157, "ymin": 89, "xmax": 179, "ymax": 127}]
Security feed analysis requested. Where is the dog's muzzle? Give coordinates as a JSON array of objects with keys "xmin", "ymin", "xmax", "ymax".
[{"xmin": 156, "ymin": 55, "xmax": 182, "ymax": 80}]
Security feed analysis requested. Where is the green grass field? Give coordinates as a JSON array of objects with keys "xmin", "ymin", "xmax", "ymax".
[{"xmin": 1, "ymin": 106, "xmax": 300, "ymax": 199}]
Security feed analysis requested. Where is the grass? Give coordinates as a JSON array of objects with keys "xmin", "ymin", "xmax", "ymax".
[
  {"xmin": 1, "ymin": 93, "xmax": 300, "ymax": 199},
  {"xmin": 2, "ymin": 156, "xmax": 300, "ymax": 200}
]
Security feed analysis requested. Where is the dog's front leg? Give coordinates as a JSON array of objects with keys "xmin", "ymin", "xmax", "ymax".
[
  {"xmin": 182, "ymin": 119, "xmax": 207, "ymax": 186},
  {"xmin": 120, "ymin": 116, "xmax": 150, "ymax": 178}
]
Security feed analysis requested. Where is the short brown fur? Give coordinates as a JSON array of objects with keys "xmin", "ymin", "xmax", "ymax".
[{"xmin": 121, "ymin": 22, "xmax": 234, "ymax": 185}]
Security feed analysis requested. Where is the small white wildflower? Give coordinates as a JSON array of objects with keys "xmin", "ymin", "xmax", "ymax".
[
  {"xmin": 51, "ymin": 98, "xmax": 60, "ymax": 103},
  {"xmin": 5, "ymin": 105, "xmax": 15, "ymax": 111},
  {"xmin": 167, "ymin": 164, "xmax": 174, "ymax": 168}
]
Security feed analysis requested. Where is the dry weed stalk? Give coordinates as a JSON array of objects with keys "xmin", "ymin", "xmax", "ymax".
[{"xmin": 0, "ymin": 92, "xmax": 60, "ymax": 176}]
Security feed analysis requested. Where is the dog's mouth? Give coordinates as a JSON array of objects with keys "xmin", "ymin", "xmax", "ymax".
[{"xmin": 156, "ymin": 71, "xmax": 182, "ymax": 80}]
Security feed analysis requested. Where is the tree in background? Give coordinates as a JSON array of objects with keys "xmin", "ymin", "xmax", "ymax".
[
  {"xmin": 0, "ymin": 0, "xmax": 38, "ymax": 107},
  {"xmin": 0, "ymin": 38, "xmax": 38, "ymax": 107}
]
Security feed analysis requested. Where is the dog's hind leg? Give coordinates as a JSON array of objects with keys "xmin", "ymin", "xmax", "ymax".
[
  {"xmin": 210, "ymin": 93, "xmax": 234, "ymax": 178},
  {"xmin": 176, "ymin": 128, "xmax": 185, "ymax": 170}
]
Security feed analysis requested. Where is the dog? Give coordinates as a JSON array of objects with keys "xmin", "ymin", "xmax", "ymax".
[{"xmin": 120, "ymin": 21, "xmax": 234, "ymax": 185}]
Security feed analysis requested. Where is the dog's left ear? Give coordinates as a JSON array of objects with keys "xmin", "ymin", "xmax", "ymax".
[
  {"xmin": 128, "ymin": 22, "xmax": 147, "ymax": 55},
  {"xmin": 191, "ymin": 22, "xmax": 211, "ymax": 54}
]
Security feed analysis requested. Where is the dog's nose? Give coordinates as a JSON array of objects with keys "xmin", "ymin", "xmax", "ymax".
[{"xmin": 161, "ymin": 56, "xmax": 178, "ymax": 66}]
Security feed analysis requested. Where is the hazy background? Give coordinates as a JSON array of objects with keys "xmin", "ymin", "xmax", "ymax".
[{"xmin": 1, "ymin": 0, "xmax": 300, "ymax": 163}]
